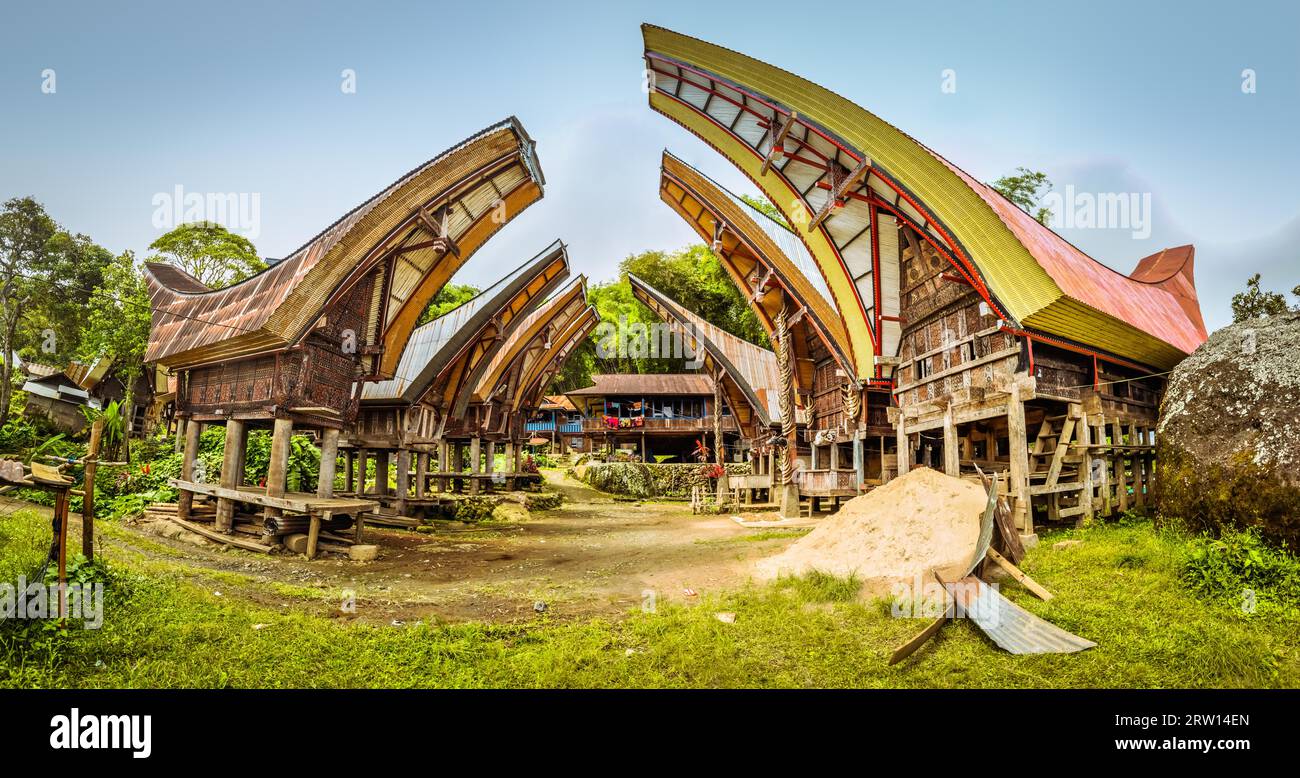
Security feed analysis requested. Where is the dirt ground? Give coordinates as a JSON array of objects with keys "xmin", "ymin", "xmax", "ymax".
[{"xmin": 4, "ymin": 470, "xmax": 807, "ymax": 625}]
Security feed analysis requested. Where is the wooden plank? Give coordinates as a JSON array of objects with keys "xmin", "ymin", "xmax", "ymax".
[
  {"xmin": 170, "ymin": 479, "xmax": 377, "ymax": 513},
  {"xmin": 985, "ymin": 547, "xmax": 1053, "ymax": 601},
  {"xmin": 1045, "ymin": 416, "xmax": 1076, "ymax": 487},
  {"xmin": 167, "ymin": 515, "xmax": 273, "ymax": 553},
  {"xmin": 1029, "ymin": 481, "xmax": 1084, "ymax": 496}
]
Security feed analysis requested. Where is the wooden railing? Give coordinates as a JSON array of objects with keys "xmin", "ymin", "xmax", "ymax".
[
  {"xmin": 581, "ymin": 416, "xmax": 738, "ymax": 433},
  {"xmin": 796, "ymin": 468, "xmax": 858, "ymax": 496}
]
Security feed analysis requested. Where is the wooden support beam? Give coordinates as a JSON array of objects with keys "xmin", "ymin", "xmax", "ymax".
[
  {"xmin": 356, "ymin": 448, "xmax": 369, "ymax": 495},
  {"xmin": 1007, "ymin": 384, "xmax": 1031, "ymax": 534},
  {"xmin": 942, "ymin": 405, "xmax": 959, "ymax": 477},
  {"xmin": 216, "ymin": 419, "xmax": 247, "ymax": 533},
  {"xmin": 177, "ymin": 420, "xmax": 201, "ymax": 522},
  {"xmin": 415, "ymin": 452, "xmax": 428, "ymax": 499},
  {"xmin": 317, "ymin": 428, "xmax": 340, "ymax": 499},
  {"xmin": 759, "ymin": 111, "xmax": 797, "ymax": 176},
  {"xmin": 82, "ymin": 418, "xmax": 103, "ymax": 561},
  {"xmin": 1112, "ymin": 420, "xmax": 1128, "ymax": 513},
  {"xmin": 1045, "ymin": 412, "xmax": 1077, "ymax": 487},
  {"xmin": 263, "ymin": 417, "xmax": 293, "ymax": 527},
  {"xmin": 394, "ymin": 449, "xmax": 411, "ymax": 514},
  {"xmin": 809, "ymin": 155, "xmax": 871, "ymax": 231},
  {"xmin": 469, "ymin": 437, "xmax": 482, "ymax": 495}
]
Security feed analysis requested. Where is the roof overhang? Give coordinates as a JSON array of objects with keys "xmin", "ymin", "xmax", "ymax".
[
  {"xmin": 642, "ymin": 25, "xmax": 1205, "ymax": 371},
  {"xmin": 146, "ymin": 117, "xmax": 545, "ymax": 372}
]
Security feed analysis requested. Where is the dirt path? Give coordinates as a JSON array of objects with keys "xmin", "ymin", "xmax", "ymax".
[{"xmin": 4, "ymin": 471, "xmax": 807, "ymax": 625}]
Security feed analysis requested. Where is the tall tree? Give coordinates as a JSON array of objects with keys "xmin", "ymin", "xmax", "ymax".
[
  {"xmin": 23, "ymin": 230, "xmax": 114, "ymax": 363},
  {"xmin": 79, "ymin": 250, "xmax": 152, "ymax": 456},
  {"xmin": 990, "ymin": 167, "xmax": 1053, "ymax": 225},
  {"xmin": 149, "ymin": 222, "xmax": 266, "ymax": 288},
  {"xmin": 0, "ymin": 197, "xmax": 58, "ymax": 422}
]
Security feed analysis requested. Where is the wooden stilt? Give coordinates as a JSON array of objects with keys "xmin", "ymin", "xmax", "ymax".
[
  {"xmin": 356, "ymin": 448, "xmax": 369, "ymax": 495},
  {"xmin": 263, "ymin": 417, "xmax": 293, "ymax": 527},
  {"xmin": 1007, "ymin": 383, "xmax": 1031, "ymax": 535},
  {"xmin": 216, "ymin": 419, "xmax": 246, "ymax": 533},
  {"xmin": 374, "ymin": 450, "xmax": 391, "ymax": 497},
  {"xmin": 82, "ymin": 418, "xmax": 103, "ymax": 560},
  {"xmin": 415, "ymin": 452, "xmax": 428, "ymax": 499},
  {"xmin": 395, "ymin": 449, "xmax": 411, "ymax": 513},
  {"xmin": 177, "ymin": 419, "xmax": 201, "ymax": 522},
  {"xmin": 469, "ymin": 437, "xmax": 482, "ymax": 495},
  {"xmin": 895, "ymin": 418, "xmax": 910, "ymax": 477},
  {"xmin": 942, "ymin": 405, "xmax": 959, "ymax": 477},
  {"xmin": 318, "ymin": 428, "xmax": 340, "ymax": 499}
]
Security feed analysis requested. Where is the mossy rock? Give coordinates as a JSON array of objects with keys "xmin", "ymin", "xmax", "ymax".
[{"xmin": 1156, "ymin": 312, "xmax": 1300, "ymax": 551}]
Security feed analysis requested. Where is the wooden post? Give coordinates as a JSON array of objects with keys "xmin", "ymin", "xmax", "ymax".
[
  {"xmin": 263, "ymin": 417, "xmax": 293, "ymax": 527},
  {"xmin": 942, "ymin": 405, "xmax": 959, "ymax": 477},
  {"xmin": 177, "ymin": 418, "xmax": 201, "ymax": 521},
  {"xmin": 374, "ymin": 450, "xmax": 391, "ymax": 497},
  {"xmin": 1007, "ymin": 384, "xmax": 1031, "ymax": 535},
  {"xmin": 215, "ymin": 419, "xmax": 245, "ymax": 533},
  {"xmin": 1131, "ymin": 422, "xmax": 1145, "ymax": 507},
  {"xmin": 469, "ymin": 437, "xmax": 482, "ymax": 495},
  {"xmin": 895, "ymin": 419, "xmax": 910, "ymax": 477},
  {"xmin": 436, "ymin": 439, "xmax": 450, "ymax": 493},
  {"xmin": 356, "ymin": 448, "xmax": 369, "ymax": 495},
  {"xmin": 1080, "ymin": 415, "xmax": 1095, "ymax": 523},
  {"xmin": 317, "ymin": 428, "xmax": 340, "ymax": 499},
  {"xmin": 55, "ymin": 488, "xmax": 69, "ymax": 619},
  {"xmin": 853, "ymin": 434, "xmax": 864, "ymax": 486},
  {"xmin": 82, "ymin": 418, "xmax": 104, "ymax": 560},
  {"xmin": 1097, "ymin": 414, "xmax": 1112, "ymax": 516},
  {"xmin": 306, "ymin": 510, "xmax": 329, "ymax": 561},
  {"xmin": 343, "ymin": 449, "xmax": 354, "ymax": 495},
  {"xmin": 1112, "ymin": 420, "xmax": 1128, "ymax": 513},
  {"xmin": 415, "ymin": 452, "xmax": 428, "ymax": 499},
  {"xmin": 174, "ymin": 417, "xmax": 186, "ymax": 454},
  {"xmin": 395, "ymin": 449, "xmax": 411, "ymax": 513}
]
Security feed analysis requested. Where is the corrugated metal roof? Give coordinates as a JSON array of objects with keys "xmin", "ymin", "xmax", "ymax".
[
  {"xmin": 642, "ymin": 25, "xmax": 1208, "ymax": 370},
  {"xmin": 628, "ymin": 273, "xmax": 781, "ymax": 424},
  {"xmin": 362, "ymin": 240, "xmax": 568, "ymax": 402},
  {"xmin": 566, "ymin": 373, "xmax": 715, "ymax": 396},
  {"xmin": 468, "ymin": 276, "xmax": 589, "ymax": 406},
  {"xmin": 960, "ymin": 578, "xmax": 1097, "ymax": 655}
]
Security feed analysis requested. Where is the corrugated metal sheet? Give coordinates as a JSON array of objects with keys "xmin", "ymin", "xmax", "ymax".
[
  {"xmin": 960, "ymin": 578, "xmax": 1097, "ymax": 655},
  {"xmin": 362, "ymin": 241, "xmax": 568, "ymax": 402},
  {"xmin": 470, "ymin": 277, "xmax": 588, "ymax": 404},
  {"xmin": 642, "ymin": 25, "xmax": 1208, "ymax": 370}
]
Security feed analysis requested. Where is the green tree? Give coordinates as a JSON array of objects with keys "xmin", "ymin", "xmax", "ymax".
[
  {"xmin": 739, "ymin": 194, "xmax": 788, "ymax": 227},
  {"xmin": 990, "ymin": 167, "xmax": 1053, "ymax": 225},
  {"xmin": 417, "ymin": 282, "xmax": 480, "ymax": 326},
  {"xmin": 23, "ymin": 230, "xmax": 113, "ymax": 364},
  {"xmin": 545, "ymin": 245, "xmax": 770, "ymax": 393},
  {"xmin": 149, "ymin": 222, "xmax": 265, "ymax": 288},
  {"xmin": 1231, "ymin": 273, "xmax": 1295, "ymax": 323},
  {"xmin": 79, "ymin": 250, "xmax": 152, "ymax": 457},
  {"xmin": 0, "ymin": 197, "xmax": 59, "ymax": 422}
]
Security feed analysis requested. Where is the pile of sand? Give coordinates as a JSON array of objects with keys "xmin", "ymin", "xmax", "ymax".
[{"xmin": 756, "ymin": 467, "xmax": 985, "ymax": 597}]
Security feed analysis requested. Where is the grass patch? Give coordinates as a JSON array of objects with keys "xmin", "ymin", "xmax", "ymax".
[
  {"xmin": 1, "ymin": 509, "xmax": 1297, "ymax": 688},
  {"xmin": 775, "ymin": 569, "xmax": 863, "ymax": 602}
]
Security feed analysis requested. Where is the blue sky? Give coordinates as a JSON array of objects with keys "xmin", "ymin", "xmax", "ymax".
[{"xmin": 2, "ymin": 0, "xmax": 1297, "ymax": 331}]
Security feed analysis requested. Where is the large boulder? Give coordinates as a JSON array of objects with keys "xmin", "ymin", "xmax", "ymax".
[{"xmin": 1155, "ymin": 312, "xmax": 1300, "ymax": 550}]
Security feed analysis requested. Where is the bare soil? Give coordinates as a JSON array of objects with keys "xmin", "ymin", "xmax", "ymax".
[{"xmin": 7, "ymin": 470, "xmax": 804, "ymax": 625}]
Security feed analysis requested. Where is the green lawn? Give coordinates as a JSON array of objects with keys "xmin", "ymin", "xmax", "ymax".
[{"xmin": 2, "ymin": 508, "xmax": 1297, "ymax": 688}]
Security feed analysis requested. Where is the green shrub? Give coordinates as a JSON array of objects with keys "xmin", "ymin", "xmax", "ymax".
[{"xmin": 1180, "ymin": 528, "xmax": 1300, "ymax": 615}]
